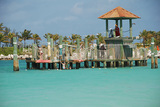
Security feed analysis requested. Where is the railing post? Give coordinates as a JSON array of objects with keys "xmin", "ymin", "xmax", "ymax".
[
  {"xmin": 96, "ymin": 38, "xmax": 99, "ymax": 59},
  {"xmin": 47, "ymin": 35, "xmax": 51, "ymax": 60},
  {"xmin": 85, "ymin": 37, "xmax": 88, "ymax": 59},
  {"xmin": 76, "ymin": 38, "xmax": 80, "ymax": 59},
  {"xmin": 50, "ymin": 38, "xmax": 53, "ymax": 60},
  {"xmin": 59, "ymin": 36, "xmax": 63, "ymax": 60}
]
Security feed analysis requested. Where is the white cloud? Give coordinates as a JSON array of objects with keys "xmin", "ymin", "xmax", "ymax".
[
  {"xmin": 71, "ymin": 2, "xmax": 84, "ymax": 15},
  {"xmin": 64, "ymin": 16, "xmax": 77, "ymax": 21}
]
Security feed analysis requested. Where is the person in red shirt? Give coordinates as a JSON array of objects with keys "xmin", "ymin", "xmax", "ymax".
[{"xmin": 115, "ymin": 24, "xmax": 120, "ymax": 37}]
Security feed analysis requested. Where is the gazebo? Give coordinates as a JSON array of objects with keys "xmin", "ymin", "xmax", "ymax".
[
  {"xmin": 98, "ymin": 6, "xmax": 140, "ymax": 38},
  {"xmin": 98, "ymin": 6, "xmax": 141, "ymax": 61}
]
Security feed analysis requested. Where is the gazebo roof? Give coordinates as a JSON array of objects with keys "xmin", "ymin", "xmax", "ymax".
[{"xmin": 98, "ymin": 6, "xmax": 140, "ymax": 20}]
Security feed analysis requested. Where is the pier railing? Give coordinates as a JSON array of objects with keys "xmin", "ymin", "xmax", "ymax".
[{"xmin": 31, "ymin": 44, "xmax": 147, "ymax": 61}]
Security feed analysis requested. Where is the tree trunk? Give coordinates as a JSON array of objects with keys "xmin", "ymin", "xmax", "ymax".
[
  {"xmin": 24, "ymin": 39, "xmax": 26, "ymax": 48},
  {"xmin": 9, "ymin": 38, "xmax": 11, "ymax": 47}
]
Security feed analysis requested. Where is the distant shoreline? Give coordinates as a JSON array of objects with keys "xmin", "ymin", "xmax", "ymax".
[{"xmin": 0, "ymin": 54, "xmax": 31, "ymax": 60}]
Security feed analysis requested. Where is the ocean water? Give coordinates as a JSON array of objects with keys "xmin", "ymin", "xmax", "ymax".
[{"xmin": 0, "ymin": 59, "xmax": 160, "ymax": 107}]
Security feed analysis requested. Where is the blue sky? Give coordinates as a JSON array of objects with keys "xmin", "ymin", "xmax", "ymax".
[{"xmin": 0, "ymin": 0, "xmax": 160, "ymax": 43}]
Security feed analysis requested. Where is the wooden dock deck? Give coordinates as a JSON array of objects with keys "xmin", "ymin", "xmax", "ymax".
[{"xmin": 26, "ymin": 58, "xmax": 148, "ymax": 70}]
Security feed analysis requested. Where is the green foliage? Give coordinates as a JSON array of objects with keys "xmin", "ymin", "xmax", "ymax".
[
  {"xmin": 32, "ymin": 33, "xmax": 41, "ymax": 44},
  {"xmin": 70, "ymin": 34, "xmax": 81, "ymax": 44},
  {"xmin": 0, "ymin": 23, "xmax": 5, "ymax": 32},
  {"xmin": 139, "ymin": 30, "xmax": 160, "ymax": 47},
  {"xmin": 52, "ymin": 34, "xmax": 59, "ymax": 44},
  {"xmin": 63, "ymin": 36, "xmax": 69, "ymax": 43},
  {"xmin": 96, "ymin": 33, "xmax": 105, "ymax": 44},
  {"xmin": 44, "ymin": 33, "xmax": 59, "ymax": 44},
  {"xmin": 0, "ymin": 47, "xmax": 23, "ymax": 55},
  {"xmin": 0, "ymin": 32, "xmax": 4, "ymax": 46},
  {"xmin": 21, "ymin": 29, "xmax": 32, "ymax": 47},
  {"xmin": 8, "ymin": 32, "xmax": 15, "ymax": 45}
]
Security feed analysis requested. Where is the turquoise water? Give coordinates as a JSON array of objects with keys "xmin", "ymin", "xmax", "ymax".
[{"xmin": 0, "ymin": 59, "xmax": 160, "ymax": 107}]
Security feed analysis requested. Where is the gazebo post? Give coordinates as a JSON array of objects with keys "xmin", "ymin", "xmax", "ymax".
[
  {"xmin": 106, "ymin": 19, "xmax": 108, "ymax": 38},
  {"xmin": 120, "ymin": 18, "xmax": 123, "ymax": 37},
  {"xmin": 116, "ymin": 20, "xmax": 118, "ymax": 26},
  {"xmin": 129, "ymin": 19, "xmax": 132, "ymax": 37}
]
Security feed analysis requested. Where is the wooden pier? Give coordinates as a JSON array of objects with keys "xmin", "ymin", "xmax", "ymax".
[
  {"xmin": 24, "ymin": 7, "xmax": 154, "ymax": 70},
  {"xmin": 26, "ymin": 58, "xmax": 147, "ymax": 70}
]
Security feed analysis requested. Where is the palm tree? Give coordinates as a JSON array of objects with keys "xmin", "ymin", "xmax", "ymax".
[
  {"xmin": 155, "ymin": 31, "xmax": 160, "ymax": 46},
  {"xmin": 63, "ymin": 36, "xmax": 69, "ymax": 43},
  {"xmin": 21, "ymin": 29, "xmax": 32, "ymax": 48},
  {"xmin": 32, "ymin": 34, "xmax": 42, "ymax": 44},
  {"xmin": 8, "ymin": 32, "xmax": 15, "ymax": 46},
  {"xmin": 43, "ymin": 33, "xmax": 52, "ymax": 39},
  {"xmin": 0, "ymin": 32, "xmax": 4, "ymax": 47},
  {"xmin": 139, "ymin": 30, "xmax": 156, "ymax": 47},
  {"xmin": 3, "ymin": 27, "xmax": 10, "ymax": 47},
  {"xmin": 3, "ymin": 36, "xmax": 10, "ymax": 47},
  {"xmin": 52, "ymin": 34, "xmax": 59, "ymax": 44},
  {"xmin": 71, "ymin": 34, "xmax": 77, "ymax": 44},
  {"xmin": 0, "ymin": 23, "xmax": 5, "ymax": 32},
  {"xmin": 89, "ymin": 35, "xmax": 96, "ymax": 43},
  {"xmin": 96, "ymin": 33, "xmax": 105, "ymax": 44},
  {"xmin": 18, "ymin": 37, "xmax": 23, "ymax": 42},
  {"xmin": 70, "ymin": 34, "xmax": 81, "ymax": 44},
  {"xmin": 4, "ymin": 27, "xmax": 10, "ymax": 36}
]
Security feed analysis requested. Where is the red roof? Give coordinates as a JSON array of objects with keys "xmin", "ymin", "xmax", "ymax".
[{"xmin": 98, "ymin": 6, "xmax": 140, "ymax": 19}]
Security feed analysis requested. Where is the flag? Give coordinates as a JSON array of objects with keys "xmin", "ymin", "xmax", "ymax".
[{"xmin": 157, "ymin": 46, "xmax": 159, "ymax": 51}]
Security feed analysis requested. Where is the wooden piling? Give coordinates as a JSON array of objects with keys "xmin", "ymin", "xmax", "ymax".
[
  {"xmin": 27, "ymin": 62, "xmax": 30, "ymax": 69},
  {"xmin": 103, "ymin": 61, "xmax": 106, "ymax": 68},
  {"xmin": 50, "ymin": 63, "xmax": 53, "ymax": 69},
  {"xmin": 84, "ymin": 61, "xmax": 89, "ymax": 68},
  {"xmin": 53, "ymin": 63, "xmax": 57, "ymax": 69},
  {"xmin": 43, "ymin": 63, "xmax": 46, "ymax": 69},
  {"xmin": 94, "ymin": 61, "xmax": 97, "ymax": 68},
  {"xmin": 48, "ymin": 63, "xmax": 51, "ymax": 69},
  {"xmin": 113, "ymin": 61, "xmax": 116, "ymax": 67},
  {"xmin": 155, "ymin": 50, "xmax": 158, "ymax": 68},
  {"xmin": 110, "ymin": 61, "xmax": 113, "ymax": 67},
  {"xmin": 151, "ymin": 37, "xmax": 154, "ymax": 69},
  {"xmin": 91, "ymin": 61, "xmax": 94, "ymax": 68},
  {"xmin": 144, "ymin": 60, "xmax": 147, "ymax": 66},
  {"xmin": 37, "ymin": 63, "xmax": 40, "ymax": 69},
  {"xmin": 127, "ymin": 61, "xmax": 130, "ymax": 66},
  {"xmin": 141, "ymin": 60, "xmax": 144, "ymax": 66},
  {"xmin": 32, "ymin": 62, "xmax": 36, "ymax": 69},
  {"xmin": 76, "ymin": 63, "xmax": 80, "ymax": 69},
  {"xmin": 59, "ymin": 62, "xmax": 62, "ymax": 69},
  {"xmin": 116, "ymin": 61, "xmax": 120, "ymax": 67},
  {"xmin": 106, "ymin": 62, "xmax": 110, "ymax": 67},
  {"xmin": 130, "ymin": 61, "xmax": 133, "ymax": 67},
  {"xmin": 121, "ymin": 61, "xmax": 124, "ymax": 67},
  {"xmin": 70, "ymin": 62, "xmax": 73, "ymax": 69},
  {"xmin": 97, "ymin": 62, "xmax": 100, "ymax": 68},
  {"xmin": 138, "ymin": 60, "xmax": 140, "ymax": 66},
  {"xmin": 13, "ymin": 37, "xmax": 19, "ymax": 71}
]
